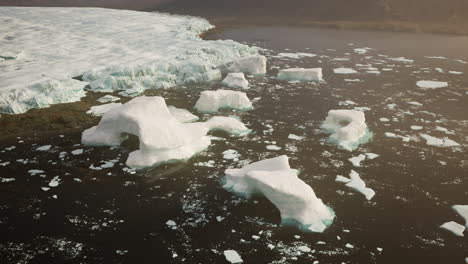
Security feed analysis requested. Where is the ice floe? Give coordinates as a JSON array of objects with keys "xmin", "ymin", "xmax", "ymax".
[
  {"xmin": 336, "ymin": 170, "xmax": 375, "ymax": 200},
  {"xmin": 82, "ymin": 96, "xmax": 249, "ymax": 169},
  {"xmin": 334, "ymin": 68, "xmax": 358, "ymax": 74},
  {"xmin": 0, "ymin": 7, "xmax": 258, "ymax": 113},
  {"xmin": 87, "ymin": 103, "xmax": 122, "ymax": 116},
  {"xmin": 194, "ymin": 90, "xmax": 253, "ymax": 113},
  {"xmin": 389, "ymin": 57, "xmax": 414, "ymax": 63},
  {"xmin": 416, "ymin": 80, "xmax": 448, "ymax": 89},
  {"xmin": 348, "ymin": 154, "xmax": 366, "ymax": 167},
  {"xmin": 452, "ymin": 205, "xmax": 468, "ymax": 227},
  {"xmin": 36, "ymin": 145, "xmax": 52, "ymax": 151},
  {"xmin": 226, "ymin": 55, "xmax": 267, "ymax": 75},
  {"xmin": 420, "ymin": 134, "xmax": 460, "ymax": 147},
  {"xmin": 277, "ymin": 68, "xmax": 323, "ymax": 82},
  {"xmin": 224, "ymin": 250, "xmax": 243, "ymax": 263},
  {"xmin": 222, "ymin": 73, "xmax": 249, "ymax": 89},
  {"xmin": 275, "ymin": 52, "xmax": 316, "ymax": 59},
  {"xmin": 440, "ymin": 221, "xmax": 465, "ymax": 237},
  {"xmin": 321, "ymin": 110, "xmax": 371, "ymax": 151},
  {"xmin": 223, "ymin": 155, "xmax": 335, "ymax": 232}
]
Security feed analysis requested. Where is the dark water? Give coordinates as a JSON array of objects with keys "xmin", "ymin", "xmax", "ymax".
[{"xmin": 1, "ymin": 27, "xmax": 468, "ymax": 263}]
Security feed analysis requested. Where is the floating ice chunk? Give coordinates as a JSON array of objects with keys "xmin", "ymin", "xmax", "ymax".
[
  {"xmin": 49, "ymin": 176, "xmax": 61, "ymax": 187},
  {"xmin": 28, "ymin": 169, "xmax": 45, "ymax": 176},
  {"xmin": 1, "ymin": 178, "xmax": 15, "ymax": 183},
  {"xmin": 194, "ymin": 90, "xmax": 253, "ymax": 113},
  {"xmin": 224, "ymin": 155, "xmax": 334, "ymax": 232},
  {"xmin": 246, "ymin": 170, "xmax": 335, "ymax": 232},
  {"xmin": 82, "ymin": 96, "xmax": 249, "ymax": 169},
  {"xmin": 452, "ymin": 205, "xmax": 468, "ymax": 227},
  {"xmin": 71, "ymin": 149, "xmax": 84, "ymax": 155},
  {"xmin": 321, "ymin": 110, "xmax": 370, "ymax": 151},
  {"xmin": 97, "ymin": 95, "xmax": 120, "ymax": 103},
  {"xmin": 36, "ymin": 145, "xmax": 52, "ymax": 151},
  {"xmin": 166, "ymin": 220, "xmax": 177, "ymax": 226},
  {"xmin": 297, "ymin": 246, "xmax": 312, "ymax": 253},
  {"xmin": 204, "ymin": 116, "xmax": 250, "ymax": 135},
  {"xmin": 407, "ymin": 101, "xmax": 423, "ymax": 106},
  {"xmin": 87, "ymin": 103, "xmax": 122, "ymax": 116},
  {"xmin": 411, "ymin": 126, "xmax": 423, "ymax": 130},
  {"xmin": 366, "ymin": 71, "xmax": 381, "ymax": 74},
  {"xmin": 389, "ymin": 57, "xmax": 413, "ymax": 63},
  {"xmin": 345, "ymin": 79, "xmax": 361, "ymax": 82},
  {"xmin": 440, "ymin": 221, "xmax": 465, "ymax": 237},
  {"xmin": 223, "ymin": 250, "xmax": 243, "ymax": 264},
  {"xmin": 449, "ymin": 71, "xmax": 463, "ymax": 75},
  {"xmin": 224, "ymin": 155, "xmax": 293, "ymax": 196},
  {"xmin": 223, "ymin": 149, "xmax": 240, "ymax": 161},
  {"xmin": 420, "ymin": 134, "xmax": 460, "ymax": 147},
  {"xmin": 288, "ymin": 134, "xmax": 304, "ymax": 140},
  {"xmin": 276, "ymin": 52, "xmax": 316, "ymax": 59},
  {"xmin": 226, "ymin": 55, "xmax": 267, "ymax": 75},
  {"xmin": 0, "ymin": 7, "xmax": 258, "ymax": 113},
  {"xmin": 354, "ymin": 48, "xmax": 371, "ymax": 54},
  {"xmin": 266, "ymin": 145, "xmax": 282, "ymax": 151},
  {"xmin": 385, "ymin": 132, "xmax": 411, "ymax": 142},
  {"xmin": 455, "ymin": 59, "xmax": 468, "ymax": 64},
  {"xmin": 277, "ymin": 68, "xmax": 323, "ymax": 82},
  {"xmin": 222, "ymin": 73, "xmax": 249, "ymax": 89},
  {"xmin": 345, "ymin": 243, "xmax": 354, "ymax": 249},
  {"xmin": 425, "ymin": 56, "xmax": 447, "ymax": 59},
  {"xmin": 334, "ymin": 68, "xmax": 357, "ymax": 74},
  {"xmin": 379, "ymin": 118, "xmax": 390, "ymax": 122},
  {"xmin": 336, "ymin": 170, "xmax": 375, "ymax": 200},
  {"xmin": 348, "ymin": 154, "xmax": 366, "ymax": 167},
  {"xmin": 416, "ymin": 80, "xmax": 448, "ymax": 89},
  {"xmin": 168, "ymin": 106, "xmax": 199, "ymax": 123},
  {"xmin": 364, "ymin": 153, "xmax": 379, "ymax": 159}
]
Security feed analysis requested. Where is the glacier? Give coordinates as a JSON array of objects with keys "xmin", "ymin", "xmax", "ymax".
[{"xmin": 0, "ymin": 7, "xmax": 258, "ymax": 113}]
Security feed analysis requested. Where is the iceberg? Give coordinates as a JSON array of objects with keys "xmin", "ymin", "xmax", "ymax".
[
  {"xmin": 226, "ymin": 55, "xmax": 267, "ymax": 75},
  {"xmin": 223, "ymin": 155, "xmax": 335, "ymax": 232},
  {"xmin": 440, "ymin": 221, "xmax": 465, "ymax": 237},
  {"xmin": 416, "ymin": 81, "xmax": 448, "ymax": 89},
  {"xmin": 82, "ymin": 96, "xmax": 249, "ymax": 169},
  {"xmin": 194, "ymin": 90, "xmax": 253, "ymax": 113},
  {"xmin": 221, "ymin": 73, "xmax": 249, "ymax": 89},
  {"xmin": 277, "ymin": 68, "xmax": 323, "ymax": 82},
  {"xmin": 0, "ymin": 7, "xmax": 258, "ymax": 113},
  {"xmin": 321, "ymin": 110, "xmax": 371, "ymax": 151},
  {"xmin": 336, "ymin": 170, "xmax": 375, "ymax": 200}
]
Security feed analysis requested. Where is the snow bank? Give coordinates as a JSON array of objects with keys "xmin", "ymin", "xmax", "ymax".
[
  {"xmin": 336, "ymin": 170, "xmax": 375, "ymax": 200},
  {"xmin": 222, "ymin": 73, "xmax": 249, "ymax": 89},
  {"xmin": 0, "ymin": 7, "xmax": 258, "ymax": 113},
  {"xmin": 226, "ymin": 55, "xmax": 267, "ymax": 75},
  {"xmin": 277, "ymin": 68, "xmax": 323, "ymax": 82},
  {"xmin": 82, "ymin": 96, "xmax": 249, "ymax": 169},
  {"xmin": 194, "ymin": 90, "xmax": 253, "ymax": 113},
  {"xmin": 416, "ymin": 81, "xmax": 448, "ymax": 89},
  {"xmin": 321, "ymin": 110, "xmax": 371, "ymax": 151},
  {"xmin": 420, "ymin": 134, "xmax": 460, "ymax": 147},
  {"xmin": 223, "ymin": 155, "xmax": 335, "ymax": 232},
  {"xmin": 87, "ymin": 103, "xmax": 122, "ymax": 116}
]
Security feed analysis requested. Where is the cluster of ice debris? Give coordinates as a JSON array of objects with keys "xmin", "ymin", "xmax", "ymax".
[
  {"xmin": 81, "ymin": 96, "xmax": 250, "ymax": 169},
  {"xmin": 223, "ymin": 155, "xmax": 335, "ymax": 233},
  {"xmin": 0, "ymin": 7, "xmax": 260, "ymax": 113}
]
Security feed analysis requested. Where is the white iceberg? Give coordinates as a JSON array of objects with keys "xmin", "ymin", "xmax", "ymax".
[
  {"xmin": 336, "ymin": 170, "xmax": 375, "ymax": 200},
  {"xmin": 321, "ymin": 110, "xmax": 371, "ymax": 151},
  {"xmin": 194, "ymin": 90, "xmax": 253, "ymax": 113},
  {"xmin": 452, "ymin": 205, "xmax": 468, "ymax": 227},
  {"xmin": 87, "ymin": 103, "xmax": 123, "ymax": 116},
  {"xmin": 204, "ymin": 116, "xmax": 250, "ymax": 135},
  {"xmin": 420, "ymin": 134, "xmax": 460, "ymax": 147},
  {"xmin": 0, "ymin": 7, "xmax": 258, "ymax": 113},
  {"xmin": 97, "ymin": 95, "xmax": 120, "ymax": 103},
  {"xmin": 222, "ymin": 73, "xmax": 249, "ymax": 89},
  {"xmin": 226, "ymin": 55, "xmax": 267, "ymax": 75},
  {"xmin": 334, "ymin": 68, "xmax": 358, "ymax": 74},
  {"xmin": 416, "ymin": 81, "xmax": 448, "ymax": 89},
  {"xmin": 168, "ymin": 106, "xmax": 199, "ymax": 123},
  {"xmin": 440, "ymin": 221, "xmax": 465, "ymax": 237},
  {"xmin": 223, "ymin": 155, "xmax": 335, "ymax": 232},
  {"xmin": 223, "ymin": 250, "xmax": 243, "ymax": 264},
  {"xmin": 82, "ymin": 96, "xmax": 249, "ymax": 169},
  {"xmin": 277, "ymin": 68, "xmax": 323, "ymax": 82}
]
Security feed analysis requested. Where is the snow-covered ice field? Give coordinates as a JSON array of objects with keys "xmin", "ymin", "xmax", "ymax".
[{"xmin": 1, "ymin": 8, "xmax": 468, "ymax": 264}]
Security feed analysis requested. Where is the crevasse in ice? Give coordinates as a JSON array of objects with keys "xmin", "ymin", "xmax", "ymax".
[{"xmin": 0, "ymin": 7, "xmax": 259, "ymax": 113}]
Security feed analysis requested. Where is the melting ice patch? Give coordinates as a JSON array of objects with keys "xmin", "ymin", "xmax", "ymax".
[
  {"xmin": 223, "ymin": 155, "xmax": 335, "ymax": 232},
  {"xmin": 321, "ymin": 110, "xmax": 372, "ymax": 151},
  {"xmin": 82, "ymin": 96, "xmax": 249, "ymax": 169},
  {"xmin": 0, "ymin": 7, "xmax": 258, "ymax": 113}
]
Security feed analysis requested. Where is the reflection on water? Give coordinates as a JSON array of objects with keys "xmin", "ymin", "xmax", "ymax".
[{"xmin": 0, "ymin": 27, "xmax": 467, "ymax": 263}]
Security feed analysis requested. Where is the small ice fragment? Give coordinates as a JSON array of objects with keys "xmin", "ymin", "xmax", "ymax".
[
  {"xmin": 452, "ymin": 205, "xmax": 468, "ymax": 227},
  {"xmin": 389, "ymin": 57, "xmax": 413, "ymax": 63},
  {"xmin": 298, "ymin": 246, "xmax": 312, "ymax": 252},
  {"xmin": 266, "ymin": 145, "xmax": 281, "ymax": 151},
  {"xmin": 336, "ymin": 170, "xmax": 375, "ymax": 200},
  {"xmin": 166, "ymin": 220, "xmax": 177, "ymax": 226},
  {"xmin": 223, "ymin": 149, "xmax": 240, "ymax": 161},
  {"xmin": 379, "ymin": 118, "xmax": 390, "ymax": 122},
  {"xmin": 1, "ymin": 178, "xmax": 15, "ymax": 183},
  {"xmin": 87, "ymin": 103, "xmax": 122, "ymax": 116},
  {"xmin": 345, "ymin": 243, "xmax": 354, "ymax": 249},
  {"xmin": 364, "ymin": 153, "xmax": 379, "ymax": 159},
  {"xmin": 348, "ymin": 154, "xmax": 366, "ymax": 167},
  {"xmin": 407, "ymin": 101, "xmax": 423, "ymax": 106},
  {"xmin": 267, "ymin": 244, "xmax": 275, "ymax": 250},
  {"xmin": 28, "ymin": 169, "xmax": 45, "ymax": 176},
  {"xmin": 223, "ymin": 250, "xmax": 243, "ymax": 264},
  {"xmin": 416, "ymin": 80, "xmax": 448, "ymax": 89},
  {"xmin": 440, "ymin": 221, "xmax": 465, "ymax": 237},
  {"xmin": 97, "ymin": 95, "xmax": 120, "ymax": 103},
  {"xmin": 222, "ymin": 73, "xmax": 249, "ymax": 89},
  {"xmin": 449, "ymin": 71, "xmax": 462, "ymax": 75},
  {"xmin": 277, "ymin": 68, "xmax": 323, "ymax": 82},
  {"xmin": 334, "ymin": 68, "xmax": 357, "ymax": 74},
  {"xmin": 41, "ymin": 187, "xmax": 50, "ymax": 191},
  {"xmin": 354, "ymin": 48, "xmax": 371, "ymax": 54},
  {"xmin": 411, "ymin": 126, "xmax": 423, "ymax": 130},
  {"xmin": 71, "ymin": 149, "xmax": 84, "ymax": 155},
  {"xmin": 377, "ymin": 247, "xmax": 383, "ymax": 252},
  {"xmin": 420, "ymin": 134, "xmax": 460, "ymax": 147},
  {"xmin": 252, "ymin": 235, "xmax": 260, "ymax": 240},
  {"xmin": 36, "ymin": 145, "xmax": 52, "ymax": 151},
  {"xmin": 276, "ymin": 52, "xmax": 316, "ymax": 59},
  {"xmin": 49, "ymin": 176, "xmax": 60, "ymax": 187},
  {"xmin": 288, "ymin": 134, "xmax": 304, "ymax": 140}
]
